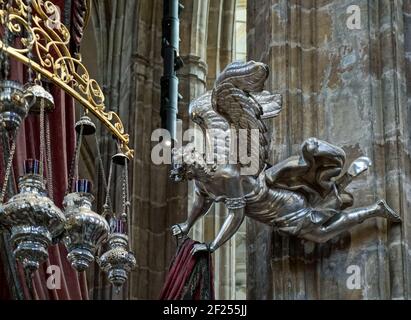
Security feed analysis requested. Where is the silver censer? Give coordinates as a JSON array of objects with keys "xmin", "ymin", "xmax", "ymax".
[
  {"xmin": 98, "ymin": 231, "xmax": 136, "ymax": 289},
  {"xmin": 0, "ymin": 80, "xmax": 33, "ymax": 132},
  {"xmin": 0, "ymin": 159, "xmax": 66, "ymax": 272},
  {"xmin": 63, "ymin": 179, "xmax": 110, "ymax": 272}
]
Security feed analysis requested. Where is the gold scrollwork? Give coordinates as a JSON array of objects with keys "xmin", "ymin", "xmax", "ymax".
[{"xmin": 0, "ymin": 0, "xmax": 134, "ymax": 159}]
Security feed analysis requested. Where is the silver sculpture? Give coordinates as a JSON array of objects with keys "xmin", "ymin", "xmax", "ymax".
[
  {"xmin": 0, "ymin": 159, "xmax": 66, "ymax": 272},
  {"xmin": 63, "ymin": 179, "xmax": 110, "ymax": 272},
  {"xmin": 171, "ymin": 61, "xmax": 401, "ymax": 255}
]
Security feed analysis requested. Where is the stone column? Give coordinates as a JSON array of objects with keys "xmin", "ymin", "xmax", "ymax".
[
  {"xmin": 180, "ymin": 0, "xmax": 242, "ymax": 300},
  {"xmin": 87, "ymin": 0, "xmax": 190, "ymax": 300},
  {"xmin": 206, "ymin": 0, "xmax": 236, "ymax": 88},
  {"xmin": 129, "ymin": 0, "xmax": 192, "ymax": 299},
  {"xmin": 83, "ymin": 0, "xmax": 139, "ymax": 300},
  {"xmin": 247, "ymin": 0, "xmax": 411, "ymax": 300},
  {"xmin": 179, "ymin": 0, "xmax": 236, "ymax": 300}
]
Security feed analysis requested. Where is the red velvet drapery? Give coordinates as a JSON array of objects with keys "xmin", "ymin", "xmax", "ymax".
[
  {"xmin": 160, "ymin": 239, "xmax": 214, "ymax": 300},
  {"xmin": 0, "ymin": 253, "xmax": 11, "ymax": 300},
  {"xmin": 0, "ymin": 0, "xmax": 88, "ymax": 300}
]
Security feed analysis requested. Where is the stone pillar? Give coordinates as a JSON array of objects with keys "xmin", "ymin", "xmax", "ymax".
[
  {"xmin": 88, "ymin": 0, "xmax": 190, "ymax": 300},
  {"xmin": 84, "ymin": 0, "xmax": 244, "ymax": 300},
  {"xmin": 247, "ymin": 0, "xmax": 411, "ymax": 300},
  {"xmin": 178, "ymin": 0, "xmax": 209, "ymax": 255},
  {"xmin": 206, "ymin": 0, "xmax": 236, "ymax": 88},
  {"xmin": 179, "ymin": 0, "xmax": 237, "ymax": 300},
  {"xmin": 129, "ymin": 0, "xmax": 191, "ymax": 300},
  {"xmin": 84, "ymin": 0, "xmax": 139, "ymax": 300},
  {"xmin": 179, "ymin": 0, "xmax": 243, "ymax": 300}
]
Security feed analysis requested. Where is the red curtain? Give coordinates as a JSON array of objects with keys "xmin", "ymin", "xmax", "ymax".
[
  {"xmin": 0, "ymin": 253, "xmax": 11, "ymax": 300},
  {"xmin": 160, "ymin": 239, "xmax": 214, "ymax": 300},
  {"xmin": 0, "ymin": 0, "xmax": 88, "ymax": 299}
]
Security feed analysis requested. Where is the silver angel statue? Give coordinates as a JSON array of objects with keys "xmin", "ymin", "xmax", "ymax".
[{"xmin": 171, "ymin": 61, "xmax": 401, "ymax": 255}]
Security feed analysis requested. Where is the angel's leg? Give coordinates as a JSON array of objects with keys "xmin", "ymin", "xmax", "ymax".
[{"xmin": 301, "ymin": 200, "xmax": 400, "ymax": 243}]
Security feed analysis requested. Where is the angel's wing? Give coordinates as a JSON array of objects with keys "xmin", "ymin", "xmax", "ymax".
[
  {"xmin": 211, "ymin": 61, "xmax": 282, "ymax": 172},
  {"xmin": 189, "ymin": 91, "xmax": 233, "ymax": 163}
]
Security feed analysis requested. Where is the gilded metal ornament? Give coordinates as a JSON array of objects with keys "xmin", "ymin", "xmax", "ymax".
[
  {"xmin": 0, "ymin": 0, "xmax": 133, "ymax": 158},
  {"xmin": 171, "ymin": 61, "xmax": 402, "ymax": 255}
]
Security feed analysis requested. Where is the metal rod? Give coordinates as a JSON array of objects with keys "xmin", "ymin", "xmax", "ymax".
[{"xmin": 161, "ymin": 0, "xmax": 184, "ymax": 144}]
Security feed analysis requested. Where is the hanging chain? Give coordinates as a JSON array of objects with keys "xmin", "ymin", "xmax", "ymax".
[
  {"xmin": 3, "ymin": 0, "xmax": 13, "ymax": 80},
  {"xmin": 94, "ymin": 133, "xmax": 112, "ymax": 211},
  {"xmin": 26, "ymin": 0, "xmax": 34, "ymax": 83},
  {"xmin": 45, "ymin": 114, "xmax": 54, "ymax": 199},
  {"xmin": 66, "ymin": 125, "xmax": 83, "ymax": 194},
  {"xmin": 74, "ymin": 126, "xmax": 83, "ymax": 183},
  {"xmin": 121, "ymin": 165, "xmax": 127, "ymax": 221},
  {"xmin": 0, "ymin": 132, "xmax": 17, "ymax": 204},
  {"xmin": 126, "ymin": 158, "xmax": 132, "ymax": 237},
  {"xmin": 39, "ymin": 99, "xmax": 45, "ymax": 175},
  {"xmin": 122, "ymin": 157, "xmax": 131, "ymax": 224},
  {"xmin": 0, "ymin": 1, "xmax": 5, "ymax": 73},
  {"xmin": 103, "ymin": 159, "xmax": 113, "ymax": 217},
  {"xmin": 66, "ymin": 140, "xmax": 78, "ymax": 194},
  {"xmin": 125, "ymin": 157, "xmax": 130, "ymax": 209}
]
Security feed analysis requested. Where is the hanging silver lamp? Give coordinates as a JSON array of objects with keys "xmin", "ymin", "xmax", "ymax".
[
  {"xmin": 0, "ymin": 159, "xmax": 66, "ymax": 272},
  {"xmin": 98, "ymin": 150, "xmax": 135, "ymax": 290},
  {"xmin": 75, "ymin": 115, "xmax": 96, "ymax": 136},
  {"xmin": 25, "ymin": 84, "xmax": 55, "ymax": 114},
  {"xmin": 63, "ymin": 179, "xmax": 110, "ymax": 272},
  {"xmin": 112, "ymin": 152, "xmax": 130, "ymax": 166},
  {"xmin": 0, "ymin": 80, "xmax": 33, "ymax": 132},
  {"xmin": 97, "ymin": 229, "xmax": 136, "ymax": 289}
]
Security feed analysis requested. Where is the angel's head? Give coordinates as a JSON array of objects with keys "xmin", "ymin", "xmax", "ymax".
[{"xmin": 171, "ymin": 144, "xmax": 216, "ymax": 182}]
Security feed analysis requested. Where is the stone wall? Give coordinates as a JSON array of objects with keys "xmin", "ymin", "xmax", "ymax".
[
  {"xmin": 84, "ymin": 0, "xmax": 242, "ymax": 300},
  {"xmin": 247, "ymin": 0, "xmax": 411, "ymax": 299},
  {"xmin": 84, "ymin": 0, "xmax": 189, "ymax": 300},
  {"xmin": 180, "ymin": 0, "xmax": 247, "ymax": 300}
]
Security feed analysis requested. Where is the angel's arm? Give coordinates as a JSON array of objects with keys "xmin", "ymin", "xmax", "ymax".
[
  {"xmin": 172, "ymin": 184, "xmax": 213, "ymax": 236},
  {"xmin": 191, "ymin": 197, "xmax": 246, "ymax": 255},
  {"xmin": 208, "ymin": 206, "xmax": 245, "ymax": 252},
  {"xmin": 186, "ymin": 190, "xmax": 213, "ymax": 231}
]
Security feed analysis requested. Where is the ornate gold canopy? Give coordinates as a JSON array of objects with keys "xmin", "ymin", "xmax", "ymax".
[{"xmin": 0, "ymin": 0, "xmax": 134, "ymax": 158}]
